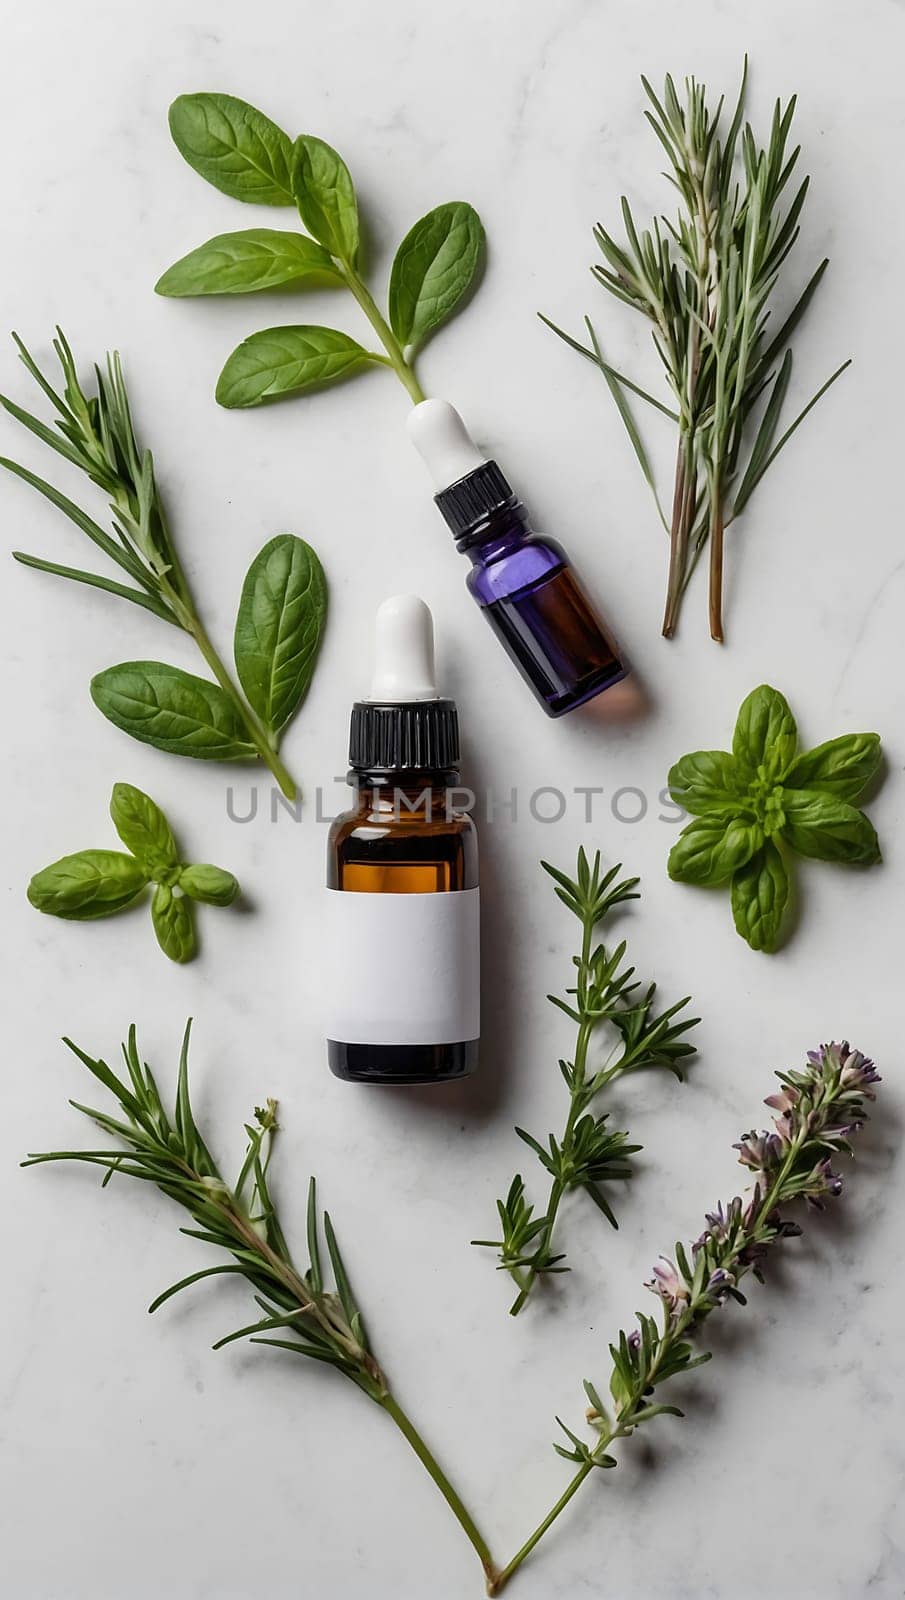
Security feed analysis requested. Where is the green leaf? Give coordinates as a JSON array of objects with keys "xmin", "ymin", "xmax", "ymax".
[
  {"xmin": 730, "ymin": 841, "xmax": 790, "ymax": 952},
  {"xmin": 91, "ymin": 662, "xmax": 257, "ymax": 762},
  {"xmin": 668, "ymin": 816, "xmax": 762, "ymax": 887},
  {"xmin": 151, "ymin": 884, "xmax": 197, "ymax": 963},
  {"xmin": 388, "ymin": 202, "xmax": 484, "ymax": 350},
  {"xmin": 667, "ymin": 750, "xmax": 748, "ymax": 818},
  {"xmin": 168, "ymin": 93, "xmax": 294, "ymax": 205},
  {"xmin": 28, "ymin": 850, "xmax": 148, "ymax": 921},
  {"xmin": 178, "ymin": 864, "xmax": 240, "ymax": 905},
  {"xmin": 736, "ymin": 360, "xmax": 851, "ymax": 500},
  {"xmin": 732, "ymin": 685, "xmax": 798, "ymax": 780},
  {"xmin": 785, "ymin": 732, "xmax": 882, "ymax": 801},
  {"xmin": 155, "ymin": 229, "xmax": 341, "ymax": 297},
  {"xmin": 291, "ymin": 135, "xmax": 359, "ymax": 264},
  {"xmin": 109, "ymin": 783, "xmax": 179, "ymax": 874},
  {"xmin": 216, "ymin": 326, "xmax": 380, "ymax": 408},
  {"xmin": 0, "ymin": 455, "xmax": 156, "ymax": 587},
  {"xmin": 12, "ymin": 550, "xmax": 176, "ymax": 624},
  {"xmin": 234, "ymin": 535, "xmax": 327, "ymax": 735},
  {"xmin": 781, "ymin": 791, "xmax": 881, "ymax": 865},
  {"xmin": 583, "ymin": 318, "xmax": 666, "ymax": 523},
  {"xmin": 733, "ymin": 348, "xmax": 793, "ymax": 515}
]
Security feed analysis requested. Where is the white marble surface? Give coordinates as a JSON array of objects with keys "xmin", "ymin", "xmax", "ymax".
[{"xmin": 1, "ymin": 1, "xmax": 903, "ymax": 1596}]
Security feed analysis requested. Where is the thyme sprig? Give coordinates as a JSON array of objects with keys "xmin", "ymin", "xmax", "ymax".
[
  {"xmin": 475, "ymin": 851, "xmax": 699, "ymax": 1314},
  {"xmin": 24, "ymin": 1023, "xmax": 497, "ymax": 1586},
  {"xmin": 489, "ymin": 1041, "xmax": 879, "ymax": 1592},
  {"xmin": 545, "ymin": 63, "xmax": 850, "ymax": 641}
]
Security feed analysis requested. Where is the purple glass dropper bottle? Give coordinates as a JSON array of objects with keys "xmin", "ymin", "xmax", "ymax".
[{"xmin": 407, "ymin": 399, "xmax": 627, "ymax": 717}]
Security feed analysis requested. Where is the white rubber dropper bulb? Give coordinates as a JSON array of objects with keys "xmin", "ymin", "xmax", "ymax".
[
  {"xmin": 367, "ymin": 594, "xmax": 438, "ymax": 702},
  {"xmin": 406, "ymin": 398, "xmax": 486, "ymax": 492}
]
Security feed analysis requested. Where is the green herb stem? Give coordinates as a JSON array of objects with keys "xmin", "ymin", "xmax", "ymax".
[
  {"xmin": 339, "ymin": 262, "xmax": 427, "ymax": 405},
  {"xmin": 488, "ymin": 1462, "xmax": 592, "ymax": 1595},
  {"xmin": 484, "ymin": 852, "xmax": 699, "ymax": 1316},
  {"xmin": 172, "ymin": 592, "xmax": 298, "ymax": 800},
  {"xmin": 380, "ymin": 1394, "xmax": 499, "ymax": 1586},
  {"xmin": 492, "ymin": 1104, "xmax": 837, "ymax": 1593}
]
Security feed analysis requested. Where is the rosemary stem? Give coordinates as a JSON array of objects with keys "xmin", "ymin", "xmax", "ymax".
[
  {"xmin": 165, "ymin": 588, "xmax": 298, "ymax": 801},
  {"xmin": 339, "ymin": 263, "xmax": 427, "ymax": 405},
  {"xmin": 380, "ymin": 1393, "xmax": 500, "ymax": 1585},
  {"xmin": 509, "ymin": 910, "xmax": 596, "ymax": 1314},
  {"xmin": 708, "ymin": 484, "xmax": 725, "ymax": 644}
]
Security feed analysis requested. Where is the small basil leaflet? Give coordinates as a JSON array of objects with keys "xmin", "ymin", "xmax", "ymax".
[
  {"xmin": 28, "ymin": 851, "xmax": 148, "ymax": 921},
  {"xmin": 730, "ymin": 843, "xmax": 790, "ymax": 954},
  {"xmin": 159, "ymin": 93, "xmax": 485, "ymax": 410},
  {"xmin": 668, "ymin": 685, "xmax": 883, "ymax": 953},
  {"xmin": 234, "ymin": 535, "xmax": 327, "ymax": 736},
  {"xmin": 151, "ymin": 885, "xmax": 197, "ymax": 964},
  {"xmin": 27, "ymin": 783, "xmax": 240, "ymax": 964},
  {"xmin": 110, "ymin": 782, "xmax": 178, "ymax": 875},
  {"xmin": 178, "ymin": 864, "xmax": 239, "ymax": 906}
]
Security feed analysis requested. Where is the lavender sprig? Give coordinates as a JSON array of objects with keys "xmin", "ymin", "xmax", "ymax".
[{"xmin": 490, "ymin": 1042, "xmax": 879, "ymax": 1593}]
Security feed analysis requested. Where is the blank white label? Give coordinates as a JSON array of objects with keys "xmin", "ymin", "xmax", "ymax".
[{"xmin": 323, "ymin": 887, "xmax": 480, "ymax": 1045}]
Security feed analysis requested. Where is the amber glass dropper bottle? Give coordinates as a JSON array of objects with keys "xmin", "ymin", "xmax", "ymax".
[{"xmin": 324, "ymin": 595, "xmax": 480, "ymax": 1085}]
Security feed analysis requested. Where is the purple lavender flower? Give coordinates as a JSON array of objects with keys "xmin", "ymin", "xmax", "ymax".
[
  {"xmin": 805, "ymin": 1158, "xmax": 844, "ymax": 1208},
  {"xmin": 646, "ymin": 1256, "xmax": 689, "ymax": 1312},
  {"xmin": 734, "ymin": 1130, "xmax": 785, "ymax": 1172}
]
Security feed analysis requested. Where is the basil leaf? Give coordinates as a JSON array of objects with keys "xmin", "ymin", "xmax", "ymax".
[
  {"xmin": 151, "ymin": 884, "xmax": 197, "ymax": 963},
  {"xmin": 731, "ymin": 684, "xmax": 798, "ymax": 780},
  {"xmin": 668, "ymin": 816, "xmax": 762, "ymax": 886},
  {"xmin": 667, "ymin": 749, "xmax": 748, "ymax": 818},
  {"xmin": 91, "ymin": 662, "xmax": 257, "ymax": 762},
  {"xmin": 155, "ymin": 230, "xmax": 341, "ymax": 297},
  {"xmin": 216, "ymin": 326, "xmax": 379, "ymax": 408},
  {"xmin": 233, "ymin": 535, "xmax": 327, "ymax": 736},
  {"xmin": 785, "ymin": 732, "xmax": 882, "ymax": 801},
  {"xmin": 28, "ymin": 850, "xmax": 148, "ymax": 921},
  {"xmin": 109, "ymin": 783, "xmax": 179, "ymax": 874},
  {"xmin": 730, "ymin": 842, "xmax": 790, "ymax": 952},
  {"xmin": 168, "ymin": 94, "xmax": 294, "ymax": 205},
  {"xmin": 388, "ymin": 202, "xmax": 484, "ymax": 350},
  {"xmin": 178, "ymin": 864, "xmax": 240, "ymax": 906},
  {"xmin": 291, "ymin": 136, "xmax": 359, "ymax": 264},
  {"xmin": 781, "ymin": 790, "xmax": 882, "ymax": 864}
]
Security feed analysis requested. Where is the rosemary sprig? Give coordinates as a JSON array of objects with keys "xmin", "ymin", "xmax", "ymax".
[
  {"xmin": 545, "ymin": 62, "xmax": 850, "ymax": 641},
  {"xmin": 1, "ymin": 331, "xmax": 319, "ymax": 799},
  {"xmin": 489, "ymin": 1041, "xmax": 879, "ymax": 1592},
  {"xmin": 24, "ymin": 1029, "xmax": 879, "ymax": 1594},
  {"xmin": 475, "ymin": 850, "xmax": 699, "ymax": 1314},
  {"xmin": 24, "ymin": 1023, "xmax": 497, "ymax": 1586}
]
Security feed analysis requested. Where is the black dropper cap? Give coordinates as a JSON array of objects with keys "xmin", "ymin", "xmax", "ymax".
[
  {"xmin": 347, "ymin": 595, "xmax": 459, "ymax": 781},
  {"xmin": 434, "ymin": 460, "xmax": 519, "ymax": 548},
  {"xmin": 348, "ymin": 699, "xmax": 459, "ymax": 778}
]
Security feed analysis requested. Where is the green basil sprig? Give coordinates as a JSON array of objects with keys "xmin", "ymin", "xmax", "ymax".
[
  {"xmin": 158, "ymin": 93, "xmax": 485, "ymax": 408},
  {"xmin": 27, "ymin": 783, "xmax": 239, "ymax": 964},
  {"xmin": 1, "ymin": 333, "xmax": 327, "ymax": 798},
  {"xmin": 667, "ymin": 686, "xmax": 882, "ymax": 953}
]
